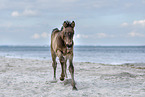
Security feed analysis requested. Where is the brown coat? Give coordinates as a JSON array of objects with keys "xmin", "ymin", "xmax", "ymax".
[{"xmin": 50, "ymin": 21, "xmax": 77, "ymax": 90}]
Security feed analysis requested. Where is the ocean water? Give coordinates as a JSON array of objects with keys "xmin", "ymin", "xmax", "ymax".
[{"xmin": 0, "ymin": 46, "xmax": 145, "ymax": 65}]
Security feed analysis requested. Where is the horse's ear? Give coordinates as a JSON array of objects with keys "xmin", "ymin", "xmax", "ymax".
[
  {"xmin": 63, "ymin": 21, "xmax": 67, "ymax": 28},
  {"xmin": 71, "ymin": 21, "xmax": 75, "ymax": 28}
]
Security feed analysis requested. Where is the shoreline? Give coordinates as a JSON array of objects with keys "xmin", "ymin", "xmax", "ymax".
[
  {"xmin": 0, "ymin": 57, "xmax": 145, "ymax": 96},
  {"xmin": 1, "ymin": 56, "xmax": 145, "ymax": 66}
]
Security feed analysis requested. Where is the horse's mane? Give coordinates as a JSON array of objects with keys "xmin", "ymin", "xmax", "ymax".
[
  {"xmin": 52, "ymin": 21, "xmax": 72, "ymax": 32},
  {"xmin": 52, "ymin": 28, "xmax": 59, "ymax": 33},
  {"xmin": 61, "ymin": 21, "xmax": 72, "ymax": 31}
]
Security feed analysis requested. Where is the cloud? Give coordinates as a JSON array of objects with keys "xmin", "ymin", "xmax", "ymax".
[
  {"xmin": 11, "ymin": 11, "xmax": 20, "ymax": 17},
  {"xmin": 133, "ymin": 20, "xmax": 145, "ymax": 26},
  {"xmin": 32, "ymin": 32, "xmax": 50, "ymax": 39},
  {"xmin": 75, "ymin": 34, "xmax": 88, "ymax": 39},
  {"xmin": 76, "ymin": 34, "xmax": 80, "ymax": 38},
  {"xmin": 41, "ymin": 32, "xmax": 49, "ymax": 38},
  {"xmin": 11, "ymin": 9, "xmax": 37, "ymax": 17},
  {"xmin": 96, "ymin": 33, "xmax": 115, "ymax": 38},
  {"xmin": 22, "ymin": 9, "xmax": 37, "ymax": 16},
  {"xmin": 121, "ymin": 22, "xmax": 128, "ymax": 27},
  {"xmin": 75, "ymin": 33, "xmax": 115, "ymax": 39},
  {"xmin": 94, "ymin": 33, "xmax": 116, "ymax": 38},
  {"xmin": 96, "ymin": 33, "xmax": 107, "ymax": 38},
  {"xmin": 32, "ymin": 33, "xmax": 40, "ymax": 39},
  {"xmin": 121, "ymin": 19, "xmax": 145, "ymax": 27},
  {"xmin": 128, "ymin": 31, "xmax": 144, "ymax": 37}
]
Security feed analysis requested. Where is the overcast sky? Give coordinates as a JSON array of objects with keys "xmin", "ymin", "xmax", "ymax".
[{"xmin": 0, "ymin": 0, "xmax": 145, "ymax": 46}]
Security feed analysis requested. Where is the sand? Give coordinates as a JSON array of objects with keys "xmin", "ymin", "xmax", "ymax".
[{"xmin": 0, "ymin": 57, "xmax": 145, "ymax": 97}]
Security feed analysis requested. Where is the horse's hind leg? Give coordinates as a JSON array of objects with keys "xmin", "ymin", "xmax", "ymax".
[
  {"xmin": 65, "ymin": 58, "xmax": 68, "ymax": 78},
  {"xmin": 51, "ymin": 48, "xmax": 57, "ymax": 81},
  {"xmin": 69, "ymin": 54, "xmax": 77, "ymax": 90}
]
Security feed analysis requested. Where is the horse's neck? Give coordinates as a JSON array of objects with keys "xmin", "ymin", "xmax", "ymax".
[
  {"xmin": 58, "ymin": 31, "xmax": 64, "ymax": 40},
  {"xmin": 57, "ymin": 31, "xmax": 65, "ymax": 46}
]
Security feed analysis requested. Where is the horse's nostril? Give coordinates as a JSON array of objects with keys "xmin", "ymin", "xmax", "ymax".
[{"xmin": 66, "ymin": 44, "xmax": 72, "ymax": 48}]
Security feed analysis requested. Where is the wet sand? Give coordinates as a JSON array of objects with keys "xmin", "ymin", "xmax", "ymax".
[{"xmin": 0, "ymin": 57, "xmax": 145, "ymax": 97}]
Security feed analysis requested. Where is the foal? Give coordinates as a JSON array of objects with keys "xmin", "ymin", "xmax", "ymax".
[{"xmin": 51, "ymin": 21, "xmax": 77, "ymax": 90}]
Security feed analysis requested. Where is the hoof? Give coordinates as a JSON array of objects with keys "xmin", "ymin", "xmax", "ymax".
[
  {"xmin": 72, "ymin": 86, "xmax": 77, "ymax": 90},
  {"xmin": 60, "ymin": 77, "xmax": 64, "ymax": 81}
]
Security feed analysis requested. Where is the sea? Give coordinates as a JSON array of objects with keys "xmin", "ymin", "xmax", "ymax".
[{"xmin": 0, "ymin": 46, "xmax": 145, "ymax": 65}]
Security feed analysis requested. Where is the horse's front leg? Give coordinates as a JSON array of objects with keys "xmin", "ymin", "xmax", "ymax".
[
  {"xmin": 57, "ymin": 50, "xmax": 65, "ymax": 81},
  {"xmin": 65, "ymin": 62, "xmax": 68, "ymax": 78},
  {"xmin": 69, "ymin": 53, "xmax": 77, "ymax": 90}
]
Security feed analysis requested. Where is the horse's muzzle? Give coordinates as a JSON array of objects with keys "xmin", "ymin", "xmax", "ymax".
[{"xmin": 66, "ymin": 44, "xmax": 72, "ymax": 49}]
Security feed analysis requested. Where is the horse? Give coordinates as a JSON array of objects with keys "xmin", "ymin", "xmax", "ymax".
[{"xmin": 51, "ymin": 21, "xmax": 77, "ymax": 90}]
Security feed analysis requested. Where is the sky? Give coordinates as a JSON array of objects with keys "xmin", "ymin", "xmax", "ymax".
[{"xmin": 0, "ymin": 0, "xmax": 145, "ymax": 46}]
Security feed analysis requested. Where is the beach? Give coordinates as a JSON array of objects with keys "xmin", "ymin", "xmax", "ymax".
[{"xmin": 0, "ymin": 57, "xmax": 145, "ymax": 97}]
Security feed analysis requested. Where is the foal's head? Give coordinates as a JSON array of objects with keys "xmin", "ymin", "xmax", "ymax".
[{"xmin": 62, "ymin": 21, "xmax": 75, "ymax": 49}]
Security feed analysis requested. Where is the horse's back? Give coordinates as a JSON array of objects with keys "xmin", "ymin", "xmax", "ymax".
[
  {"xmin": 51, "ymin": 28, "xmax": 60, "ymax": 52},
  {"xmin": 51, "ymin": 28, "xmax": 59, "ymax": 35},
  {"xmin": 51, "ymin": 28, "xmax": 59, "ymax": 39}
]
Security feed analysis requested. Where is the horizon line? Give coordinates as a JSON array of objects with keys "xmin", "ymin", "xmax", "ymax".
[{"xmin": 0, "ymin": 44, "xmax": 145, "ymax": 47}]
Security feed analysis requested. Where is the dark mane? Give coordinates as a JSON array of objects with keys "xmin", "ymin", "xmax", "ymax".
[
  {"xmin": 61, "ymin": 21, "xmax": 72, "ymax": 31},
  {"xmin": 52, "ymin": 28, "xmax": 59, "ymax": 33},
  {"xmin": 61, "ymin": 27, "xmax": 63, "ymax": 31}
]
